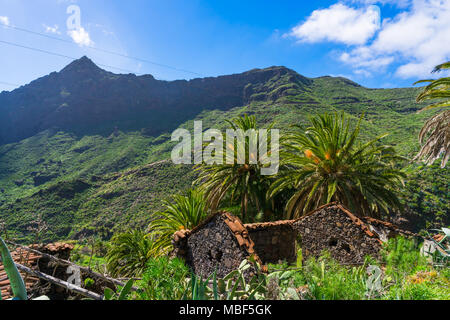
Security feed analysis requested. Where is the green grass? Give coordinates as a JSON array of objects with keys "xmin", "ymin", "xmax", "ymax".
[{"xmin": 133, "ymin": 256, "xmax": 190, "ymax": 300}]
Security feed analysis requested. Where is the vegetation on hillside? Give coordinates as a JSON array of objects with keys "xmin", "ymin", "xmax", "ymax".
[
  {"xmin": 0, "ymin": 62, "xmax": 447, "ymax": 245},
  {"xmin": 105, "ymin": 229, "xmax": 156, "ymax": 278}
]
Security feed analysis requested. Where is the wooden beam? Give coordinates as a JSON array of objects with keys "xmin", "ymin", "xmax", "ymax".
[{"xmin": 15, "ymin": 263, "xmax": 103, "ymax": 300}]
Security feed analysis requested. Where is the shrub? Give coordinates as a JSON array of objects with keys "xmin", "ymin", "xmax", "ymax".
[
  {"xmin": 134, "ymin": 256, "xmax": 190, "ymax": 300},
  {"xmin": 381, "ymin": 237, "xmax": 428, "ymax": 278},
  {"xmin": 381, "ymin": 237, "xmax": 449, "ymax": 300},
  {"xmin": 105, "ymin": 229, "xmax": 156, "ymax": 278},
  {"xmin": 149, "ymin": 189, "xmax": 208, "ymax": 255},
  {"xmin": 300, "ymin": 254, "xmax": 369, "ymax": 300}
]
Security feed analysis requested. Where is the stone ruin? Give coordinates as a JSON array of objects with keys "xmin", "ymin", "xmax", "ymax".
[
  {"xmin": 244, "ymin": 220, "xmax": 298, "ymax": 264},
  {"xmin": 294, "ymin": 203, "xmax": 382, "ymax": 264},
  {"xmin": 28, "ymin": 242, "xmax": 75, "ymax": 299},
  {"xmin": 1, "ymin": 241, "xmax": 120, "ymax": 300},
  {"xmin": 173, "ymin": 212, "xmax": 264, "ymax": 279},
  {"xmin": 173, "ymin": 203, "xmax": 417, "ymax": 276},
  {"xmin": 28, "ymin": 243, "xmax": 117, "ymax": 300},
  {"xmin": 1, "ymin": 242, "xmax": 74, "ymax": 300},
  {"xmin": 293, "ymin": 203, "xmax": 418, "ymax": 264}
]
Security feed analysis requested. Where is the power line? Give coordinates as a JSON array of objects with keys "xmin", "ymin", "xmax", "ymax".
[
  {"xmin": 3, "ymin": 24, "xmax": 203, "ymax": 77},
  {"xmin": 0, "ymin": 39, "xmax": 142, "ymax": 74},
  {"xmin": 0, "ymin": 80, "xmax": 21, "ymax": 87}
]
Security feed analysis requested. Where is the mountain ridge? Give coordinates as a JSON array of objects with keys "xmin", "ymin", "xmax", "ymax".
[{"xmin": 0, "ymin": 57, "xmax": 313, "ymax": 145}]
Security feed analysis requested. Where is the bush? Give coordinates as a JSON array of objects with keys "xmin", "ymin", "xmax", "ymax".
[
  {"xmin": 381, "ymin": 237, "xmax": 428, "ymax": 278},
  {"xmin": 300, "ymin": 254, "xmax": 369, "ymax": 300},
  {"xmin": 381, "ymin": 237, "xmax": 450, "ymax": 300},
  {"xmin": 134, "ymin": 256, "xmax": 190, "ymax": 300},
  {"xmin": 105, "ymin": 229, "xmax": 156, "ymax": 277}
]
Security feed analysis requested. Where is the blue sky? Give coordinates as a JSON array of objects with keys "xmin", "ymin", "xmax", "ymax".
[{"xmin": 0, "ymin": 0, "xmax": 449, "ymax": 92}]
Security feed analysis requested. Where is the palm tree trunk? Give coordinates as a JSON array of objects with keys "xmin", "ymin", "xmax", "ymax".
[{"xmin": 241, "ymin": 192, "xmax": 248, "ymax": 223}]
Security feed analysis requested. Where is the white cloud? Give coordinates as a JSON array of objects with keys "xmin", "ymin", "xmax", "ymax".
[
  {"xmin": 339, "ymin": 47, "xmax": 394, "ymax": 70},
  {"xmin": 287, "ymin": 3, "xmax": 381, "ymax": 45},
  {"xmin": 354, "ymin": 69, "xmax": 373, "ymax": 77},
  {"xmin": 339, "ymin": 0, "xmax": 450, "ymax": 78},
  {"xmin": 0, "ymin": 16, "xmax": 10, "ymax": 26},
  {"xmin": 68, "ymin": 27, "xmax": 94, "ymax": 47},
  {"xmin": 43, "ymin": 24, "xmax": 61, "ymax": 35},
  {"xmin": 349, "ymin": 0, "xmax": 412, "ymax": 8}
]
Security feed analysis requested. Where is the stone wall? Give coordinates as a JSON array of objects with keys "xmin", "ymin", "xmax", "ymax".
[
  {"xmin": 173, "ymin": 212, "xmax": 263, "ymax": 279},
  {"xmin": 245, "ymin": 221, "xmax": 298, "ymax": 264},
  {"xmin": 293, "ymin": 204, "xmax": 382, "ymax": 264}
]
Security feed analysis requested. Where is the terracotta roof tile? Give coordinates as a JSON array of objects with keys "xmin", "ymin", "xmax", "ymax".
[
  {"xmin": 0, "ymin": 248, "xmax": 42, "ymax": 300},
  {"xmin": 245, "ymin": 220, "xmax": 297, "ymax": 231},
  {"xmin": 0, "ymin": 242, "xmax": 74, "ymax": 300}
]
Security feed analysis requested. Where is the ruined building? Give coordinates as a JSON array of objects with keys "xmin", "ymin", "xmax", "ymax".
[
  {"xmin": 173, "ymin": 203, "xmax": 417, "ymax": 276},
  {"xmin": 173, "ymin": 212, "xmax": 264, "ymax": 279}
]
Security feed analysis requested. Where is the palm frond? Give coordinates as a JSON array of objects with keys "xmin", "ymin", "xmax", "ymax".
[{"xmin": 414, "ymin": 62, "xmax": 450, "ymax": 167}]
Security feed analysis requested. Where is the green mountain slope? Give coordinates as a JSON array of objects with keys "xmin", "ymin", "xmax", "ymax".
[{"xmin": 0, "ymin": 58, "xmax": 447, "ymax": 242}]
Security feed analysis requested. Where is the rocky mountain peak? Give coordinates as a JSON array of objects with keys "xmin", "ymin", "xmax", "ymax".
[{"xmin": 60, "ymin": 56, "xmax": 104, "ymax": 75}]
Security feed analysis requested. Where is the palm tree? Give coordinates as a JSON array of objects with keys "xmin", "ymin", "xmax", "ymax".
[
  {"xmin": 194, "ymin": 114, "xmax": 275, "ymax": 223},
  {"xmin": 414, "ymin": 61, "xmax": 450, "ymax": 167},
  {"xmin": 268, "ymin": 113, "xmax": 405, "ymax": 219},
  {"xmin": 148, "ymin": 188, "xmax": 208, "ymax": 255},
  {"xmin": 105, "ymin": 229, "xmax": 156, "ymax": 278}
]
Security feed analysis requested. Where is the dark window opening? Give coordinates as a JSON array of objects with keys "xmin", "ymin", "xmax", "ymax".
[
  {"xmin": 208, "ymin": 249, "xmax": 223, "ymax": 260},
  {"xmin": 342, "ymin": 243, "xmax": 351, "ymax": 253},
  {"xmin": 328, "ymin": 238, "xmax": 338, "ymax": 247}
]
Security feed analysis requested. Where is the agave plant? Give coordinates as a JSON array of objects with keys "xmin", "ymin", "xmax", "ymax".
[
  {"xmin": 0, "ymin": 236, "xmax": 27, "ymax": 300},
  {"xmin": 103, "ymin": 279, "xmax": 134, "ymax": 300},
  {"xmin": 194, "ymin": 114, "xmax": 276, "ymax": 223},
  {"xmin": 149, "ymin": 188, "xmax": 208, "ymax": 255},
  {"xmin": 105, "ymin": 229, "xmax": 156, "ymax": 278},
  {"xmin": 269, "ymin": 113, "xmax": 405, "ymax": 219},
  {"xmin": 414, "ymin": 61, "xmax": 450, "ymax": 167}
]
